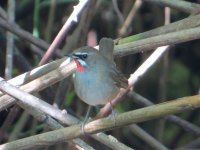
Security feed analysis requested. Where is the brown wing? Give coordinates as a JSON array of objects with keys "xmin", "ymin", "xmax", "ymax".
[{"xmin": 109, "ymin": 65, "xmax": 128, "ymax": 89}]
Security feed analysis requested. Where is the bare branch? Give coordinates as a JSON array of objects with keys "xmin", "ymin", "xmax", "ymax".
[
  {"xmin": 117, "ymin": 14, "xmax": 200, "ymax": 44},
  {"xmin": 0, "ymin": 58, "xmax": 66, "ymax": 97},
  {"xmin": 5, "ymin": 0, "xmax": 15, "ymax": 79},
  {"xmin": 143, "ymin": 0, "xmax": 200, "ymax": 14},
  {"xmin": 119, "ymin": 0, "xmax": 142, "ymax": 36},
  {"xmin": 0, "ymin": 17, "xmax": 63, "ymax": 57},
  {"xmin": 0, "ymin": 59, "xmax": 76, "ymax": 111},
  {"xmin": 129, "ymin": 92, "xmax": 200, "ymax": 136},
  {"xmin": 129, "ymin": 124, "xmax": 169, "ymax": 150},
  {"xmin": 39, "ymin": 0, "xmax": 89, "ymax": 65},
  {"xmin": 0, "ymin": 77, "xmax": 134, "ymax": 150},
  {"xmin": 115, "ymin": 26, "xmax": 200, "ymax": 57},
  {"xmin": 0, "ymin": 94, "xmax": 200, "ymax": 150}
]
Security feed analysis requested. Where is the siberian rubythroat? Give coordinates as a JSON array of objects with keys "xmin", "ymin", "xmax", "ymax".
[{"xmin": 68, "ymin": 38, "xmax": 128, "ymax": 130}]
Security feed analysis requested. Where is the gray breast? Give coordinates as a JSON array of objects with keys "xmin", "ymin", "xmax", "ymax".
[{"xmin": 73, "ymin": 66, "xmax": 119, "ymax": 106}]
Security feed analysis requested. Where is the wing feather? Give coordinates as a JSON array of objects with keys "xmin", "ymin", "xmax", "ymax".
[{"xmin": 109, "ymin": 65, "xmax": 128, "ymax": 89}]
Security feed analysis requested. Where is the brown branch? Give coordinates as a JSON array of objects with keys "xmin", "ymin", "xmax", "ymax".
[
  {"xmin": 0, "ymin": 17, "xmax": 63, "ymax": 57},
  {"xmin": 44, "ymin": 0, "xmax": 56, "ymax": 42},
  {"xmin": 0, "ymin": 59, "xmax": 76, "ymax": 111},
  {"xmin": 91, "ymin": 133, "xmax": 134, "ymax": 150},
  {"xmin": 0, "ymin": 77, "xmax": 78, "ymax": 125},
  {"xmin": 117, "ymin": 14, "xmax": 200, "ymax": 44},
  {"xmin": 0, "ymin": 7, "xmax": 7, "ymax": 19},
  {"xmin": 129, "ymin": 124, "xmax": 169, "ymax": 150},
  {"xmin": 0, "ymin": 105, "xmax": 20, "ymax": 142},
  {"xmin": 143, "ymin": 0, "xmax": 200, "ymax": 14},
  {"xmin": 5, "ymin": 0, "xmax": 15, "ymax": 79},
  {"xmin": 0, "ymin": 94, "xmax": 200, "ymax": 150},
  {"xmin": 39, "ymin": 0, "xmax": 89, "ymax": 65},
  {"xmin": 84, "ymin": 95, "xmax": 200, "ymax": 133},
  {"xmin": 0, "ymin": 79, "xmax": 134, "ymax": 150},
  {"xmin": 0, "ymin": 12, "xmax": 200, "ymax": 58},
  {"xmin": 129, "ymin": 92, "xmax": 200, "ymax": 136},
  {"xmin": 18, "ymin": 102, "xmax": 132, "ymax": 150},
  {"xmin": 119, "ymin": 0, "xmax": 142, "ymax": 36},
  {"xmin": 0, "ymin": 58, "xmax": 66, "ymax": 97},
  {"xmin": 16, "ymin": 93, "xmax": 94, "ymax": 149},
  {"xmin": 115, "ymin": 26, "xmax": 200, "ymax": 57}
]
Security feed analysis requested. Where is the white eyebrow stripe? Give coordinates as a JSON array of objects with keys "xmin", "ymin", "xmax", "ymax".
[
  {"xmin": 74, "ymin": 52, "xmax": 88, "ymax": 55},
  {"xmin": 74, "ymin": 52, "xmax": 92, "ymax": 56}
]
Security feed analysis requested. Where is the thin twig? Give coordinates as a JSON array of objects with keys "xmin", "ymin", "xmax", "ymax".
[
  {"xmin": 129, "ymin": 92, "xmax": 200, "ymax": 136},
  {"xmin": 92, "ymin": 133, "xmax": 134, "ymax": 150},
  {"xmin": 0, "ymin": 105, "xmax": 20, "ymax": 142},
  {"xmin": 112, "ymin": 0, "xmax": 124, "ymax": 25},
  {"xmin": 5, "ymin": 0, "xmax": 15, "ymax": 79},
  {"xmin": 119, "ymin": 0, "xmax": 142, "ymax": 36},
  {"xmin": 143, "ymin": 0, "xmax": 200, "ymax": 14},
  {"xmin": 8, "ymin": 111, "xmax": 29, "ymax": 141},
  {"xmin": 0, "ymin": 17, "xmax": 63, "ymax": 57},
  {"xmin": 156, "ymin": 6, "xmax": 171, "ymax": 141},
  {"xmin": 177, "ymin": 137, "xmax": 200, "ymax": 149},
  {"xmin": 129, "ymin": 46, "xmax": 169, "ymax": 85},
  {"xmin": 39, "ymin": 0, "xmax": 89, "ymax": 65},
  {"xmin": 0, "ymin": 6, "xmax": 7, "ymax": 19},
  {"xmin": 63, "ymin": 0, "xmax": 97, "ymax": 53},
  {"xmin": 53, "ymin": 78, "xmax": 73, "ymax": 108},
  {"xmin": 44, "ymin": 0, "xmax": 56, "ymax": 42},
  {"xmin": 129, "ymin": 124, "xmax": 169, "ymax": 150}
]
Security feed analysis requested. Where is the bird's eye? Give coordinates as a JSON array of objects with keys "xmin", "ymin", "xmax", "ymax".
[{"xmin": 81, "ymin": 54, "xmax": 88, "ymax": 60}]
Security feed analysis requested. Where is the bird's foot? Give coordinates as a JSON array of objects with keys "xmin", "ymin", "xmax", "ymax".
[
  {"xmin": 109, "ymin": 101, "xmax": 117, "ymax": 127},
  {"xmin": 81, "ymin": 105, "xmax": 92, "ymax": 136},
  {"xmin": 81, "ymin": 120, "xmax": 87, "ymax": 136},
  {"xmin": 81, "ymin": 117, "xmax": 92, "ymax": 136},
  {"xmin": 108, "ymin": 109, "xmax": 117, "ymax": 127}
]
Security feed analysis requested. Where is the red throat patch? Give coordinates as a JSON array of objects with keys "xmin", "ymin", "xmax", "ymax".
[{"xmin": 74, "ymin": 59, "xmax": 85, "ymax": 72}]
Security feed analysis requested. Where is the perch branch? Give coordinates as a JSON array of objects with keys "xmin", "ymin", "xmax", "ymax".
[
  {"xmin": 0, "ymin": 94, "xmax": 199, "ymax": 150},
  {"xmin": 0, "ymin": 59, "xmax": 76, "ymax": 111},
  {"xmin": 143, "ymin": 0, "xmax": 200, "ymax": 14}
]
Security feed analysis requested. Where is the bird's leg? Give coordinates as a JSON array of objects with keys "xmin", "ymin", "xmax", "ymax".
[
  {"xmin": 109, "ymin": 101, "xmax": 117, "ymax": 127},
  {"xmin": 81, "ymin": 105, "xmax": 92, "ymax": 135}
]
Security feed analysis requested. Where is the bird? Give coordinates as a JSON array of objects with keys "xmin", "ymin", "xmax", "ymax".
[{"xmin": 67, "ymin": 38, "xmax": 128, "ymax": 133}]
